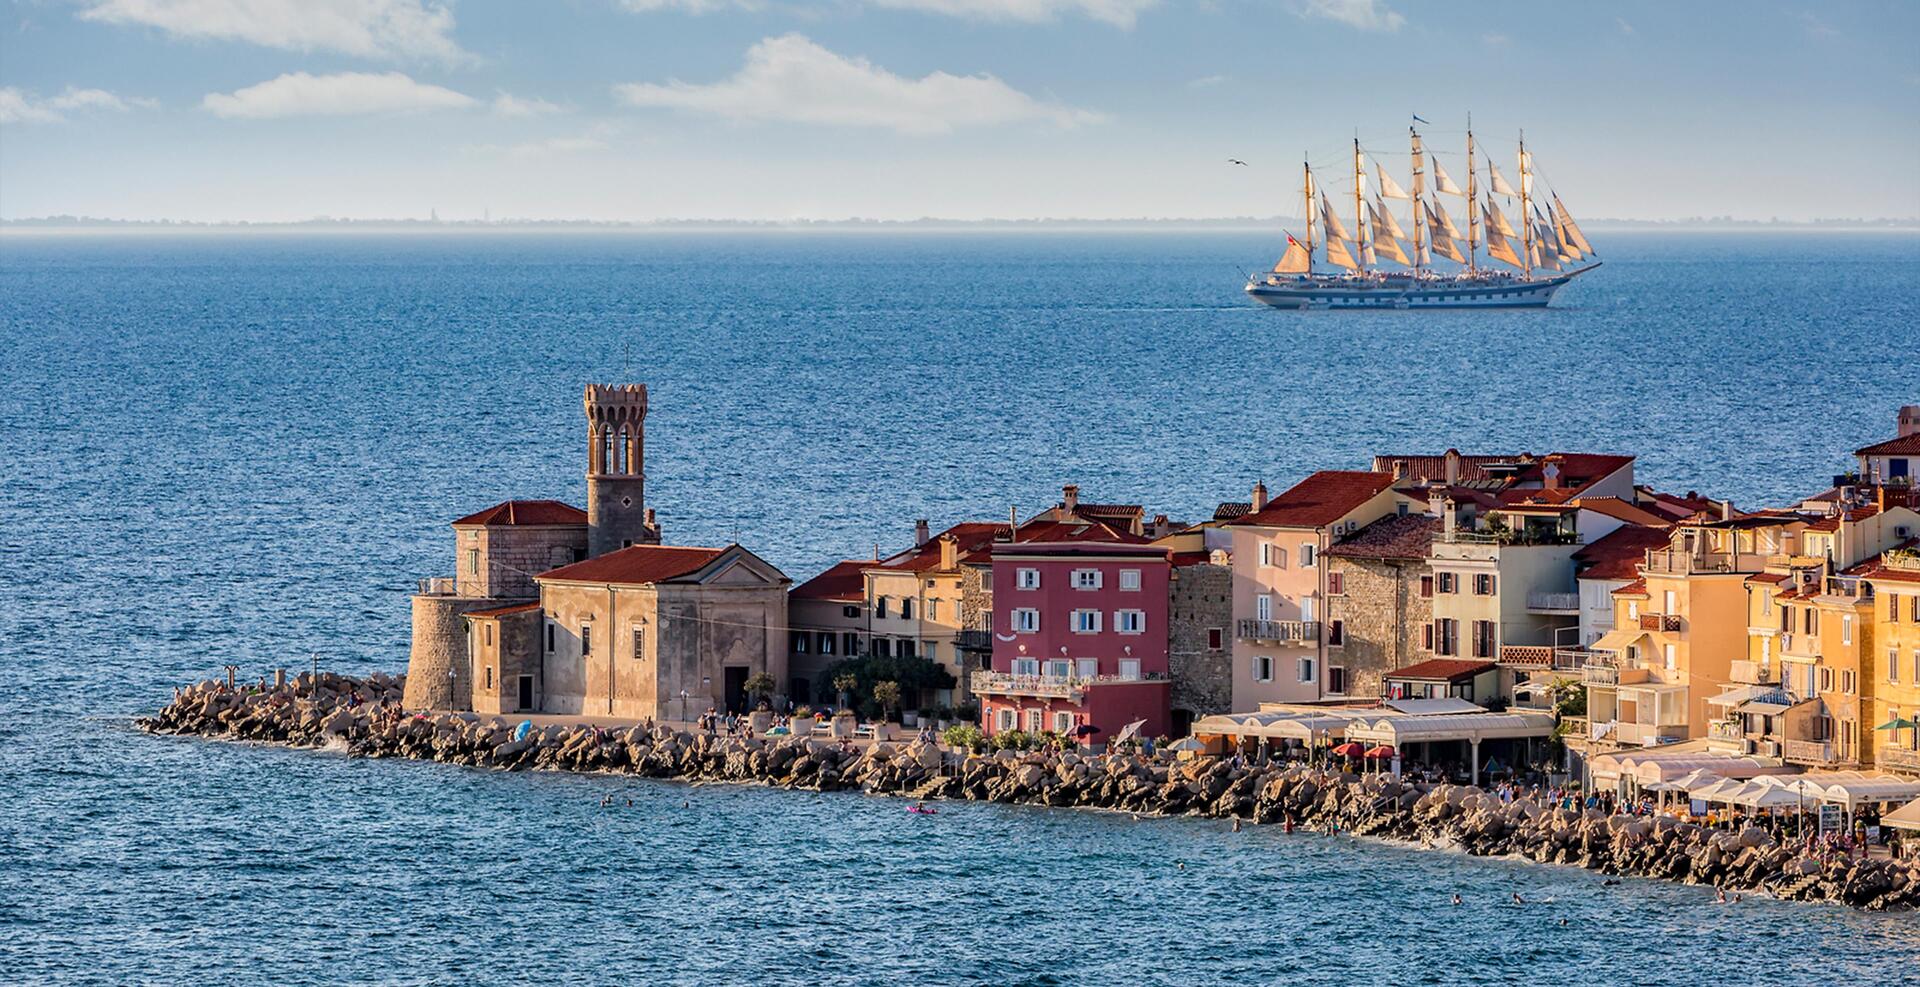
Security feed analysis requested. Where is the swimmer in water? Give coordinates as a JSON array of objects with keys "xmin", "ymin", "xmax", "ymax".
[
  {"xmin": 1715, "ymin": 889, "xmax": 1728, "ymax": 904},
  {"xmin": 1512, "ymin": 892, "xmax": 1525, "ymax": 905},
  {"xmin": 1232, "ymin": 818, "xmax": 1242, "ymax": 832},
  {"xmin": 1558, "ymin": 918, "xmax": 1568, "ymax": 927},
  {"xmin": 1603, "ymin": 878, "xmax": 1621, "ymax": 887},
  {"xmin": 1451, "ymin": 893, "xmax": 1462, "ymax": 906}
]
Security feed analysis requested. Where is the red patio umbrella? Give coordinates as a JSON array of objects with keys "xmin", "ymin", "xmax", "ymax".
[
  {"xmin": 1363, "ymin": 745, "xmax": 1396, "ymax": 759},
  {"xmin": 1331, "ymin": 741, "xmax": 1367, "ymax": 758}
]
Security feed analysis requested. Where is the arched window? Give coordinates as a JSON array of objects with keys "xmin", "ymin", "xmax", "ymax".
[
  {"xmin": 599, "ymin": 426, "xmax": 614, "ymax": 475},
  {"xmin": 615, "ymin": 426, "xmax": 632, "ymax": 474}
]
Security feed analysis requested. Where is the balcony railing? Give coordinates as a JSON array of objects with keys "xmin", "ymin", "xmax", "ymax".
[
  {"xmin": 1236, "ymin": 619, "xmax": 1320, "ymax": 643},
  {"xmin": 1707, "ymin": 720, "xmax": 1746, "ymax": 744},
  {"xmin": 1526, "ymin": 591, "xmax": 1580, "ymax": 613},
  {"xmin": 1883, "ymin": 549, "xmax": 1920, "ymax": 573},
  {"xmin": 971, "ymin": 670, "xmax": 1166, "ymax": 701},
  {"xmin": 1784, "ymin": 740, "xmax": 1837, "ymax": 765},
  {"xmin": 955, "ymin": 629, "xmax": 994, "ymax": 651},
  {"xmin": 1643, "ymin": 550, "xmax": 1730, "ymax": 575},
  {"xmin": 1879, "ymin": 745, "xmax": 1920, "ymax": 774},
  {"xmin": 1638, "ymin": 612, "xmax": 1681, "ymax": 632},
  {"xmin": 1583, "ymin": 660, "xmax": 1620, "ymax": 686},
  {"xmin": 417, "ymin": 576, "xmax": 456, "ymax": 596},
  {"xmin": 1613, "ymin": 721, "xmax": 1686, "ymax": 746},
  {"xmin": 1781, "ymin": 633, "xmax": 1820, "ymax": 659},
  {"xmin": 1728, "ymin": 660, "xmax": 1777, "ymax": 685}
]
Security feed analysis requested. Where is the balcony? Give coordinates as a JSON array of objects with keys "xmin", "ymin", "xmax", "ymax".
[
  {"xmin": 1780, "ymin": 633, "xmax": 1820, "ymax": 659},
  {"xmin": 1879, "ymin": 745, "xmax": 1920, "ymax": 774},
  {"xmin": 1236, "ymin": 619, "xmax": 1320, "ymax": 643},
  {"xmin": 1583, "ymin": 660, "xmax": 1620, "ymax": 686},
  {"xmin": 1526, "ymin": 591, "xmax": 1580, "ymax": 614},
  {"xmin": 1784, "ymin": 740, "xmax": 1837, "ymax": 766},
  {"xmin": 417, "ymin": 576, "xmax": 456, "ymax": 596},
  {"xmin": 1613, "ymin": 721, "xmax": 1687, "ymax": 746},
  {"xmin": 971, "ymin": 670, "xmax": 1166, "ymax": 702},
  {"xmin": 1728, "ymin": 660, "xmax": 1778, "ymax": 685},
  {"xmin": 955, "ymin": 629, "xmax": 994, "ymax": 651},
  {"xmin": 1638, "ymin": 612, "xmax": 1681, "ymax": 632},
  {"xmin": 1707, "ymin": 720, "xmax": 1746, "ymax": 744},
  {"xmin": 1643, "ymin": 550, "xmax": 1730, "ymax": 575}
]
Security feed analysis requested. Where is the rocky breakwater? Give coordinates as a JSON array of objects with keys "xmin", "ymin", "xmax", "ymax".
[{"xmin": 140, "ymin": 674, "xmax": 1919, "ymax": 911}]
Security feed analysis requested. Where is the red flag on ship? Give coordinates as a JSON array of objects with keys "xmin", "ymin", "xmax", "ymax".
[{"xmin": 1286, "ymin": 234, "xmax": 1300, "ymax": 246}]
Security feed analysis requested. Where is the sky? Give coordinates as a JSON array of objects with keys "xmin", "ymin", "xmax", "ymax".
[{"xmin": 1, "ymin": 0, "xmax": 1916, "ymax": 222}]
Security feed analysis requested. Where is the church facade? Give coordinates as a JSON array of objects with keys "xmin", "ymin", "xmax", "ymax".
[{"xmin": 403, "ymin": 384, "xmax": 789, "ymax": 720}]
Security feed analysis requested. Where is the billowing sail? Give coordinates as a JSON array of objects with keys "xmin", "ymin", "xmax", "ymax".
[
  {"xmin": 1377, "ymin": 166, "xmax": 1411, "ymax": 200},
  {"xmin": 1427, "ymin": 198, "xmax": 1463, "ymax": 239},
  {"xmin": 1361, "ymin": 240, "xmax": 1378, "ymax": 268},
  {"xmin": 1554, "ymin": 211, "xmax": 1583, "ymax": 262},
  {"xmin": 1488, "ymin": 160, "xmax": 1518, "ymax": 197},
  {"xmin": 1431, "ymin": 157, "xmax": 1464, "ymax": 196},
  {"xmin": 1483, "ymin": 198, "xmax": 1519, "ymax": 238},
  {"xmin": 1531, "ymin": 223, "xmax": 1561, "ymax": 271},
  {"xmin": 1372, "ymin": 229, "xmax": 1411, "ymax": 266},
  {"xmin": 1273, "ymin": 236, "xmax": 1313, "ymax": 274},
  {"xmin": 1519, "ymin": 150, "xmax": 1535, "ymax": 198},
  {"xmin": 1324, "ymin": 236, "xmax": 1361, "ymax": 271},
  {"xmin": 1371, "ymin": 197, "xmax": 1408, "ymax": 240},
  {"xmin": 1554, "ymin": 195, "xmax": 1596, "ymax": 255},
  {"xmin": 1429, "ymin": 231, "xmax": 1465, "ymax": 263},
  {"xmin": 1319, "ymin": 193, "xmax": 1353, "ymax": 242},
  {"xmin": 1485, "ymin": 228, "xmax": 1524, "ymax": 269}
]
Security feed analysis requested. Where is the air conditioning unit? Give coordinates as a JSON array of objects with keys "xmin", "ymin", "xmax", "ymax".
[{"xmin": 1897, "ymin": 525, "xmax": 1912, "ymax": 539}]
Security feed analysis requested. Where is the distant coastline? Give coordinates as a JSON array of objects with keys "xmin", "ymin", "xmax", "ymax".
[{"xmin": 4, "ymin": 215, "xmax": 1916, "ymax": 235}]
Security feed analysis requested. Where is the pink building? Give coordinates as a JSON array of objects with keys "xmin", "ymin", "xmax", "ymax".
[{"xmin": 974, "ymin": 542, "xmax": 1172, "ymax": 742}]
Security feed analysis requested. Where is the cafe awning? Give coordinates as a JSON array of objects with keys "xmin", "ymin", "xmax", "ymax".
[{"xmin": 1882, "ymin": 797, "xmax": 1920, "ymax": 832}]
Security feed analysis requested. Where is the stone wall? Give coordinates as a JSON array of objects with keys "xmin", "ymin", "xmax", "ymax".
[
  {"xmin": 402, "ymin": 594, "xmax": 497, "ymax": 711},
  {"xmin": 1327, "ymin": 557, "xmax": 1431, "ymax": 700},
  {"xmin": 959, "ymin": 566, "xmax": 992, "ymax": 631},
  {"xmin": 1169, "ymin": 562, "xmax": 1233, "ymax": 721},
  {"xmin": 455, "ymin": 525, "xmax": 587, "ymax": 599}
]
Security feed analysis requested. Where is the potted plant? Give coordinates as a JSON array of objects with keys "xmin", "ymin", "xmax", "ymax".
[
  {"xmin": 833, "ymin": 673, "xmax": 858, "ymax": 711},
  {"xmin": 829, "ymin": 708, "xmax": 856, "ymax": 739},
  {"xmin": 903, "ymin": 708, "xmax": 920, "ymax": 729},
  {"xmin": 872, "ymin": 681, "xmax": 902, "ymax": 741},
  {"xmin": 790, "ymin": 705, "xmax": 815, "ymax": 737}
]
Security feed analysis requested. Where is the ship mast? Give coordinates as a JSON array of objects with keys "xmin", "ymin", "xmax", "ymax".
[
  {"xmin": 1352, "ymin": 136, "xmax": 1366, "ymax": 273},
  {"xmin": 1518, "ymin": 130, "xmax": 1533, "ymax": 280},
  {"xmin": 1465, "ymin": 116, "xmax": 1479, "ymax": 275},
  {"xmin": 1304, "ymin": 155, "xmax": 1316, "ymax": 268},
  {"xmin": 1410, "ymin": 123, "xmax": 1426, "ymax": 277}
]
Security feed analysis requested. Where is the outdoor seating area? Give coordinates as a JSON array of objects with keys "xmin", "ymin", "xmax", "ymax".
[{"xmin": 1191, "ymin": 700, "xmax": 1556, "ymax": 785}]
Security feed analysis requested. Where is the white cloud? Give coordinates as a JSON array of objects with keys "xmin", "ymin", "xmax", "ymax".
[
  {"xmin": 613, "ymin": 34, "xmax": 1100, "ymax": 135},
  {"xmin": 488, "ymin": 136, "xmax": 609, "ymax": 158},
  {"xmin": 203, "ymin": 71, "xmax": 476, "ymax": 118},
  {"xmin": 76, "ymin": 0, "xmax": 466, "ymax": 61},
  {"xmin": 1482, "ymin": 32, "xmax": 1509, "ymax": 47},
  {"xmin": 491, "ymin": 92, "xmax": 563, "ymax": 117},
  {"xmin": 1615, "ymin": 17, "xmax": 1634, "ymax": 35},
  {"xmin": 0, "ymin": 85, "xmax": 149, "ymax": 123},
  {"xmin": 1290, "ymin": 0, "xmax": 1402, "ymax": 32},
  {"xmin": 1186, "ymin": 74, "xmax": 1226, "ymax": 89},
  {"xmin": 620, "ymin": 0, "xmax": 1155, "ymax": 27}
]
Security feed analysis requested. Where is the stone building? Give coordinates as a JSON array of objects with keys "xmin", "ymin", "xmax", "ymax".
[
  {"xmin": 1167, "ymin": 556, "xmax": 1232, "ymax": 733},
  {"xmin": 405, "ymin": 383, "xmax": 789, "ymax": 718},
  {"xmin": 786, "ymin": 559, "xmax": 870, "ymax": 705},
  {"xmin": 1324, "ymin": 512, "xmax": 1438, "ymax": 701}
]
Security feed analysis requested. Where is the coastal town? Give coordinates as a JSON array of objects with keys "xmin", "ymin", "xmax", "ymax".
[
  {"xmin": 381, "ymin": 386, "xmax": 1920, "ymax": 837},
  {"xmin": 140, "ymin": 385, "xmax": 1920, "ymax": 909}
]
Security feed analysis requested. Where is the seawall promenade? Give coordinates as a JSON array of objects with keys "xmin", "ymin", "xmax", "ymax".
[{"xmin": 140, "ymin": 672, "xmax": 1919, "ymax": 912}]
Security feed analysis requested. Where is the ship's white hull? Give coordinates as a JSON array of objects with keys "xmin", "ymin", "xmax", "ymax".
[{"xmin": 1245, "ymin": 265, "xmax": 1596, "ymax": 310}]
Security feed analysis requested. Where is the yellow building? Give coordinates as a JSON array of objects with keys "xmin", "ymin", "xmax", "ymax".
[{"xmin": 1866, "ymin": 549, "xmax": 1920, "ymax": 775}]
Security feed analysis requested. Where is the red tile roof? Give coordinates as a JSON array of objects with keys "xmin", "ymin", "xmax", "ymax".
[
  {"xmin": 1805, "ymin": 504, "xmax": 1883, "ymax": 533},
  {"xmin": 1856, "ymin": 434, "xmax": 1920, "ymax": 456},
  {"xmin": 1568, "ymin": 497, "xmax": 1671, "ymax": 527},
  {"xmin": 1325, "ymin": 513, "xmax": 1438, "ymax": 561},
  {"xmin": 1371, "ymin": 452, "xmax": 1522, "ymax": 484},
  {"xmin": 451, "ymin": 499, "xmax": 587, "ymax": 527},
  {"xmin": 1745, "ymin": 572, "xmax": 1790, "ymax": 585},
  {"xmin": 875, "ymin": 522, "xmax": 1008, "ymax": 573},
  {"xmin": 1168, "ymin": 550, "xmax": 1217, "ymax": 568},
  {"xmin": 466, "ymin": 601, "xmax": 541, "ymax": 618},
  {"xmin": 1213, "ymin": 502, "xmax": 1252, "ymax": 521},
  {"xmin": 790, "ymin": 560, "xmax": 868, "ymax": 602},
  {"xmin": 1385, "ymin": 658, "xmax": 1496, "ymax": 682},
  {"xmin": 1229, "ymin": 471, "xmax": 1396, "ymax": 529},
  {"xmin": 537, "ymin": 544, "xmax": 726, "ymax": 585},
  {"xmin": 1573, "ymin": 526, "xmax": 1673, "ymax": 582},
  {"xmin": 1612, "ymin": 578, "xmax": 1648, "ymax": 597}
]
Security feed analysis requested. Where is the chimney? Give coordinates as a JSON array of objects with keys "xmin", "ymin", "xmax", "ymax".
[
  {"xmin": 1433, "ymin": 493, "xmax": 1455, "ymax": 538},
  {"xmin": 939, "ymin": 535, "xmax": 958, "ymax": 571},
  {"xmin": 1900, "ymin": 405, "xmax": 1920, "ymax": 438},
  {"xmin": 914, "ymin": 519, "xmax": 931, "ymax": 546},
  {"xmin": 1720, "ymin": 501, "xmax": 1733, "ymax": 522},
  {"xmin": 1251, "ymin": 481, "xmax": 1269, "ymax": 512},
  {"xmin": 1392, "ymin": 459, "xmax": 1408, "ymax": 480},
  {"xmin": 1542, "ymin": 460, "xmax": 1561, "ymax": 491},
  {"xmin": 1444, "ymin": 448, "xmax": 1462, "ymax": 486},
  {"xmin": 1062, "ymin": 484, "xmax": 1080, "ymax": 513}
]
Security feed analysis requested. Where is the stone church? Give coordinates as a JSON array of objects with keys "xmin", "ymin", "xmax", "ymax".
[{"xmin": 404, "ymin": 384, "xmax": 790, "ymax": 720}]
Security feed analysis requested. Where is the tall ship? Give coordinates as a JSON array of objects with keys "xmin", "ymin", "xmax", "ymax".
[{"xmin": 1246, "ymin": 119, "xmax": 1599, "ymax": 309}]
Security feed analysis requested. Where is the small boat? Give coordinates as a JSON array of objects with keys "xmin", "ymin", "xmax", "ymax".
[
  {"xmin": 1247, "ymin": 119, "xmax": 1598, "ymax": 310},
  {"xmin": 907, "ymin": 805, "xmax": 939, "ymax": 815}
]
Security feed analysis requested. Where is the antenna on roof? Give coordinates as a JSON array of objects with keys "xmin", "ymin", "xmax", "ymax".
[{"xmin": 1010, "ymin": 504, "xmax": 1019, "ymax": 540}]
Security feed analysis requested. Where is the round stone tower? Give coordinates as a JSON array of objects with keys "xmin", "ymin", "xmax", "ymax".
[{"xmin": 585, "ymin": 383, "xmax": 661, "ymax": 557}]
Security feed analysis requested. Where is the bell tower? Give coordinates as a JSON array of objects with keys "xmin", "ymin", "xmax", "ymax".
[{"xmin": 585, "ymin": 383, "xmax": 661, "ymax": 557}]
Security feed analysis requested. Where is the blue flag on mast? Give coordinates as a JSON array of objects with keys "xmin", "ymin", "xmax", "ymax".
[{"xmin": 1412, "ymin": 114, "xmax": 1431, "ymax": 124}]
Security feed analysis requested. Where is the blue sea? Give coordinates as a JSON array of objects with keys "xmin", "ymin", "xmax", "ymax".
[{"xmin": 2, "ymin": 230, "xmax": 1917, "ymax": 985}]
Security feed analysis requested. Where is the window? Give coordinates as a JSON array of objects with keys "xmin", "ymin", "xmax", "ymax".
[
  {"xmin": 1433, "ymin": 619, "xmax": 1458, "ymax": 656},
  {"xmin": 1841, "ymin": 670, "xmax": 1855, "ymax": 695},
  {"xmin": 1912, "ymin": 650, "xmax": 1919, "ymax": 684},
  {"xmin": 483, "ymin": 624, "xmax": 494, "ymax": 646},
  {"xmin": 795, "ymin": 634, "xmax": 809, "ymax": 654},
  {"xmin": 1118, "ymin": 658, "xmax": 1141, "ymax": 680},
  {"xmin": 1116, "ymin": 610, "xmax": 1146, "ymax": 634},
  {"xmin": 1256, "ymin": 594, "xmax": 1273, "ymax": 621},
  {"xmin": 1326, "ymin": 571, "xmax": 1346, "ymax": 596},
  {"xmin": 1327, "ymin": 666, "xmax": 1348, "ymax": 694},
  {"xmin": 580, "ymin": 625, "xmax": 592, "ymax": 657},
  {"xmin": 1761, "ymin": 592, "xmax": 1771, "ymax": 616},
  {"xmin": 467, "ymin": 549, "xmax": 479, "ymax": 575},
  {"xmin": 1012, "ymin": 608, "xmax": 1041, "ymax": 633},
  {"xmin": 875, "ymin": 597, "xmax": 890, "ymax": 619},
  {"xmin": 1663, "ymin": 589, "xmax": 1677, "ymax": 614},
  {"xmin": 1072, "ymin": 568, "xmax": 1103, "ymax": 590},
  {"xmin": 1076, "ymin": 658, "xmax": 1099, "ymax": 678},
  {"xmin": 1013, "ymin": 657, "xmax": 1039, "ymax": 676},
  {"xmin": 1026, "ymin": 709, "xmax": 1044, "ymax": 733},
  {"xmin": 1328, "ymin": 619, "xmax": 1345, "ymax": 647},
  {"xmin": 1419, "ymin": 575, "xmax": 1434, "ymax": 598},
  {"xmin": 1300, "ymin": 597, "xmax": 1317, "ymax": 623},
  {"xmin": 1761, "ymin": 637, "xmax": 1771, "ymax": 662},
  {"xmin": 901, "ymin": 598, "xmax": 915, "ymax": 620},
  {"xmin": 1300, "ymin": 543, "xmax": 1317, "ymax": 567},
  {"xmin": 1016, "ymin": 568, "xmax": 1041, "ymax": 590},
  {"xmin": 1072, "ymin": 609, "xmax": 1103, "ymax": 634},
  {"xmin": 1437, "ymin": 572, "xmax": 1458, "ymax": 594},
  {"xmin": 1911, "ymin": 596, "xmax": 1919, "ymax": 622},
  {"xmin": 899, "ymin": 639, "xmax": 917, "ymax": 658},
  {"xmin": 545, "ymin": 621, "xmax": 556, "ymax": 654},
  {"xmin": 1119, "ymin": 569, "xmax": 1142, "ymax": 591},
  {"xmin": 842, "ymin": 605, "xmax": 860, "ymax": 619},
  {"xmin": 1472, "ymin": 620, "xmax": 1495, "ymax": 659},
  {"xmin": 1422, "ymin": 623, "xmax": 1434, "ymax": 651},
  {"xmin": 1260, "ymin": 543, "xmax": 1285, "ymax": 567},
  {"xmin": 1045, "ymin": 658, "xmax": 1071, "ymax": 679},
  {"xmin": 927, "ymin": 599, "xmax": 939, "ymax": 621},
  {"xmin": 1890, "ymin": 649, "xmax": 1900, "ymax": 684},
  {"xmin": 843, "ymin": 632, "xmax": 859, "ymax": 656},
  {"xmin": 820, "ymin": 632, "xmax": 835, "ymax": 656},
  {"xmin": 484, "ymin": 666, "xmax": 493, "ymax": 689},
  {"xmin": 1207, "ymin": 628, "xmax": 1224, "ymax": 650},
  {"xmin": 634, "ymin": 627, "xmax": 646, "ymax": 662},
  {"xmin": 875, "ymin": 638, "xmax": 893, "ymax": 658},
  {"xmin": 1253, "ymin": 655, "xmax": 1274, "ymax": 682},
  {"xmin": 1663, "ymin": 643, "xmax": 1676, "ymax": 671},
  {"xmin": 1894, "ymin": 596, "xmax": 1904, "ymax": 622},
  {"xmin": 1805, "ymin": 609, "xmax": 1818, "ymax": 635},
  {"xmin": 1628, "ymin": 600, "xmax": 1640, "ymax": 620},
  {"xmin": 1842, "ymin": 615, "xmax": 1853, "ymax": 645},
  {"xmin": 982, "ymin": 571, "xmax": 994, "ymax": 592},
  {"xmin": 997, "ymin": 708, "xmax": 1017, "ymax": 731},
  {"xmin": 1473, "ymin": 573, "xmax": 1496, "ymax": 596},
  {"xmin": 1297, "ymin": 657, "xmax": 1316, "ymax": 683},
  {"xmin": 1054, "ymin": 711, "xmax": 1075, "ymax": 734}
]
